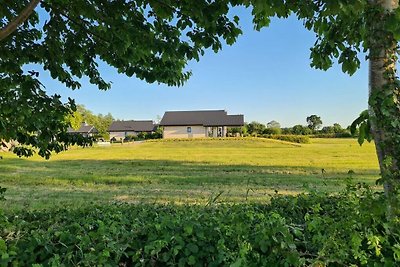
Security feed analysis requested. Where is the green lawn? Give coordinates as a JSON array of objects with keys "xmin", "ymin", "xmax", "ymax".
[{"xmin": 0, "ymin": 138, "xmax": 379, "ymax": 211}]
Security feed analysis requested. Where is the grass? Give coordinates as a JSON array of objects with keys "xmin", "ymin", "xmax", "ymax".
[{"xmin": 0, "ymin": 138, "xmax": 379, "ymax": 211}]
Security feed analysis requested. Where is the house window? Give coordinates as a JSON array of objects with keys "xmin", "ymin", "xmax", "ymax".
[
  {"xmin": 218, "ymin": 127, "xmax": 222, "ymax": 137},
  {"xmin": 187, "ymin": 127, "xmax": 192, "ymax": 133}
]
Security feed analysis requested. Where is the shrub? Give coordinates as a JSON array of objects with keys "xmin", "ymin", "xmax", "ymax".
[
  {"xmin": 124, "ymin": 135, "xmax": 136, "ymax": 142},
  {"xmin": 263, "ymin": 127, "xmax": 282, "ymax": 135},
  {"xmin": 1, "ymin": 185, "xmax": 398, "ymax": 266},
  {"xmin": 311, "ymin": 132, "xmax": 353, "ymax": 138},
  {"xmin": 262, "ymin": 134, "xmax": 310, "ymax": 144}
]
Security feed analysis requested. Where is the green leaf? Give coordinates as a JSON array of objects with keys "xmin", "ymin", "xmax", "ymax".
[
  {"xmin": 0, "ymin": 238, "xmax": 6, "ymax": 253},
  {"xmin": 188, "ymin": 255, "xmax": 196, "ymax": 265}
]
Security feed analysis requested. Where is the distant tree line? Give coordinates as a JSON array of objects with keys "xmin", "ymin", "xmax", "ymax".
[
  {"xmin": 229, "ymin": 115, "xmax": 353, "ymax": 138},
  {"xmin": 68, "ymin": 108, "xmax": 353, "ymax": 140}
]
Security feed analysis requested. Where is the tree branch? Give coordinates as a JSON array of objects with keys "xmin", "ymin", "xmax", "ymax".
[{"xmin": 0, "ymin": 0, "xmax": 41, "ymax": 41}]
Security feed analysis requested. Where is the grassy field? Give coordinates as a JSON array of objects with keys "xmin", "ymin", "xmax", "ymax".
[{"xmin": 0, "ymin": 138, "xmax": 379, "ymax": 211}]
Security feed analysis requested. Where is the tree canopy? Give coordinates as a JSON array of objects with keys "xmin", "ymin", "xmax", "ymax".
[{"xmin": 306, "ymin": 115, "xmax": 323, "ymax": 131}]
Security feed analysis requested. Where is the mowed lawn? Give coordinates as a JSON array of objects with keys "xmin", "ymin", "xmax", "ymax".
[{"xmin": 0, "ymin": 138, "xmax": 379, "ymax": 211}]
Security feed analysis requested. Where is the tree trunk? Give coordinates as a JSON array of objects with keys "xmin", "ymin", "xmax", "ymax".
[{"xmin": 368, "ymin": 0, "xmax": 400, "ymax": 199}]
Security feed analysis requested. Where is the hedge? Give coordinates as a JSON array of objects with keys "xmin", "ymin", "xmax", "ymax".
[{"xmin": 1, "ymin": 184, "xmax": 399, "ymax": 266}]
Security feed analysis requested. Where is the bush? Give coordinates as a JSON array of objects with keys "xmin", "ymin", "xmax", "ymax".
[
  {"xmin": 262, "ymin": 134, "xmax": 310, "ymax": 144},
  {"xmin": 263, "ymin": 127, "xmax": 282, "ymax": 135},
  {"xmin": 1, "ymin": 185, "xmax": 399, "ymax": 266},
  {"xmin": 311, "ymin": 132, "xmax": 353, "ymax": 138},
  {"xmin": 124, "ymin": 135, "xmax": 136, "ymax": 142}
]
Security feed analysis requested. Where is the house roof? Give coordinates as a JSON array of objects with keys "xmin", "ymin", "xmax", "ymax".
[
  {"xmin": 67, "ymin": 123, "xmax": 98, "ymax": 134},
  {"xmin": 108, "ymin": 120, "xmax": 156, "ymax": 132},
  {"xmin": 160, "ymin": 110, "xmax": 244, "ymax": 127}
]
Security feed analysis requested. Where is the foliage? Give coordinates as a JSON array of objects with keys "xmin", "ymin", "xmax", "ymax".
[
  {"xmin": 1, "ymin": 0, "xmax": 243, "ymax": 157},
  {"xmin": 266, "ymin": 120, "xmax": 281, "ymax": 129},
  {"xmin": 321, "ymin": 123, "xmax": 346, "ymax": 135},
  {"xmin": 261, "ymin": 134, "xmax": 309, "ymax": 144},
  {"xmin": 311, "ymin": 132, "xmax": 353, "ymax": 138},
  {"xmin": 0, "ymin": 75, "xmax": 92, "ymax": 158},
  {"xmin": 66, "ymin": 110, "xmax": 83, "ymax": 130},
  {"xmin": 226, "ymin": 127, "xmax": 242, "ymax": 136},
  {"xmin": 263, "ymin": 127, "xmax": 282, "ymax": 135},
  {"xmin": 351, "ymin": 110, "xmax": 373, "ymax": 146},
  {"xmin": 0, "ymin": 185, "xmax": 399, "ymax": 266},
  {"xmin": 306, "ymin": 115, "xmax": 323, "ymax": 132},
  {"xmin": 246, "ymin": 121, "xmax": 266, "ymax": 136},
  {"xmin": 290, "ymin": 125, "xmax": 313, "ymax": 136},
  {"xmin": 268, "ymin": 183, "xmax": 400, "ymax": 265},
  {"xmin": 0, "ymin": 187, "xmax": 5, "ymax": 201},
  {"xmin": 74, "ymin": 105, "xmax": 114, "ymax": 139}
]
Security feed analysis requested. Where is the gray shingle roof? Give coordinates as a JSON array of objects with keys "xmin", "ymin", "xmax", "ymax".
[
  {"xmin": 67, "ymin": 123, "xmax": 98, "ymax": 134},
  {"xmin": 108, "ymin": 120, "xmax": 156, "ymax": 132},
  {"xmin": 160, "ymin": 110, "xmax": 244, "ymax": 127}
]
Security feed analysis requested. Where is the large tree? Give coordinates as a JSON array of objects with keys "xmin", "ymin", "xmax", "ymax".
[
  {"xmin": 1, "ymin": 0, "xmax": 400, "ymax": 197},
  {"xmin": 306, "ymin": 115, "xmax": 323, "ymax": 132}
]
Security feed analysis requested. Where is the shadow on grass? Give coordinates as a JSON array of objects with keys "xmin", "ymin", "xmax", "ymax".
[
  {"xmin": 1, "ymin": 158, "xmax": 379, "ymax": 187},
  {"xmin": 0, "ymin": 158, "xmax": 381, "ymax": 211}
]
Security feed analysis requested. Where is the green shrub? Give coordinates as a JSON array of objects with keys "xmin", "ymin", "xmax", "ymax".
[
  {"xmin": 311, "ymin": 132, "xmax": 353, "ymax": 138},
  {"xmin": 1, "ymin": 185, "xmax": 399, "ymax": 266},
  {"xmin": 263, "ymin": 127, "xmax": 282, "ymax": 135},
  {"xmin": 262, "ymin": 134, "xmax": 310, "ymax": 144}
]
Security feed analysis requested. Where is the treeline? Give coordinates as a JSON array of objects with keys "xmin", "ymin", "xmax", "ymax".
[
  {"xmin": 230, "ymin": 115, "xmax": 353, "ymax": 138},
  {"xmin": 67, "ymin": 105, "xmax": 114, "ymax": 139}
]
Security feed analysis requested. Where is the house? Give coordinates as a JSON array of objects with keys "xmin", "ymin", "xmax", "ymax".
[
  {"xmin": 67, "ymin": 123, "xmax": 98, "ymax": 137},
  {"xmin": 108, "ymin": 120, "xmax": 156, "ymax": 140},
  {"xmin": 160, "ymin": 110, "xmax": 244, "ymax": 139}
]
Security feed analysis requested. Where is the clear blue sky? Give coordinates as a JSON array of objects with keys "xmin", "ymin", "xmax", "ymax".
[{"xmin": 41, "ymin": 9, "xmax": 368, "ymax": 128}]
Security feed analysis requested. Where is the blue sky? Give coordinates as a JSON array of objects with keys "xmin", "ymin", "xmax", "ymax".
[{"xmin": 42, "ymin": 9, "xmax": 368, "ymax": 128}]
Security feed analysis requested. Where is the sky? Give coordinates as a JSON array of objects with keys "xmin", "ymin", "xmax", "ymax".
[{"xmin": 41, "ymin": 9, "xmax": 369, "ymax": 128}]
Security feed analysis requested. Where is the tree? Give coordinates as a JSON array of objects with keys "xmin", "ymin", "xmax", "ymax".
[
  {"xmin": 66, "ymin": 111, "xmax": 83, "ymax": 130},
  {"xmin": 292, "ymin": 125, "xmax": 312, "ymax": 136},
  {"xmin": 265, "ymin": 120, "xmax": 281, "ymax": 135},
  {"xmin": 266, "ymin": 120, "xmax": 281, "ymax": 129},
  {"xmin": 247, "ymin": 121, "xmax": 266, "ymax": 136},
  {"xmin": 320, "ymin": 126, "xmax": 335, "ymax": 135},
  {"xmin": 71, "ymin": 105, "xmax": 114, "ymax": 138},
  {"xmin": 306, "ymin": 115, "xmax": 323, "ymax": 132},
  {"xmin": 263, "ymin": 127, "xmax": 282, "ymax": 135},
  {"xmin": 1, "ymin": 0, "xmax": 242, "ymax": 157},
  {"xmin": 2, "ymin": 1, "xmax": 400, "ymax": 197},
  {"xmin": 332, "ymin": 123, "xmax": 344, "ymax": 134}
]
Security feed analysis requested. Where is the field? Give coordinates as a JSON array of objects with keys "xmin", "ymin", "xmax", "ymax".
[{"xmin": 0, "ymin": 138, "xmax": 379, "ymax": 211}]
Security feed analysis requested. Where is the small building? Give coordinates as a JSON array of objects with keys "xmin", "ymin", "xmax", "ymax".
[
  {"xmin": 160, "ymin": 110, "xmax": 244, "ymax": 139},
  {"xmin": 108, "ymin": 120, "xmax": 156, "ymax": 140},
  {"xmin": 67, "ymin": 123, "xmax": 98, "ymax": 138}
]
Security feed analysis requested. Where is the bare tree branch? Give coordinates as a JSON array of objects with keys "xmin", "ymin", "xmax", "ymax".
[{"xmin": 0, "ymin": 0, "xmax": 41, "ymax": 41}]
